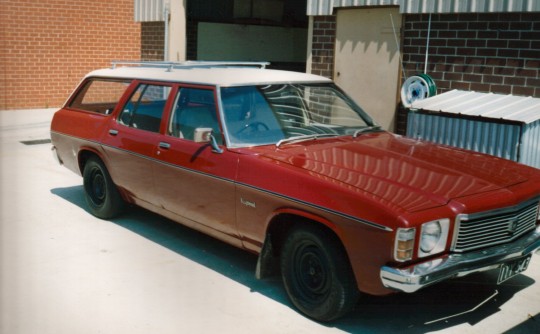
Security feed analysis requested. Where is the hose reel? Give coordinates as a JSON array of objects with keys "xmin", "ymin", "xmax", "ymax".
[{"xmin": 400, "ymin": 74, "xmax": 436, "ymax": 108}]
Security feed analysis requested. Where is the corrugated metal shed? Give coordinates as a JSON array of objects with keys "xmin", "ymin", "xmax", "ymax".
[
  {"xmin": 307, "ymin": 0, "xmax": 540, "ymax": 15},
  {"xmin": 411, "ymin": 90, "xmax": 540, "ymax": 124},
  {"xmin": 401, "ymin": 0, "xmax": 540, "ymax": 14},
  {"xmin": 407, "ymin": 90, "xmax": 540, "ymax": 168},
  {"xmin": 134, "ymin": 0, "xmax": 164, "ymax": 22}
]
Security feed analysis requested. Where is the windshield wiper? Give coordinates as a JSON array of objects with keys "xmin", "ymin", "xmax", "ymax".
[
  {"xmin": 353, "ymin": 125, "xmax": 382, "ymax": 138},
  {"xmin": 276, "ymin": 133, "xmax": 338, "ymax": 148}
]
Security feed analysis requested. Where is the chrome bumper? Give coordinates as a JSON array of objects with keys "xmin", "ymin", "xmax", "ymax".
[{"xmin": 380, "ymin": 225, "xmax": 540, "ymax": 293}]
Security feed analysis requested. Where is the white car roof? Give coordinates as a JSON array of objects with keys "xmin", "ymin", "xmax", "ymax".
[{"xmin": 86, "ymin": 66, "xmax": 332, "ymax": 87}]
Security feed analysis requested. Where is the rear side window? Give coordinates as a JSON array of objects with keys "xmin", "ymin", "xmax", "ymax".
[{"xmin": 69, "ymin": 79, "xmax": 131, "ymax": 115}]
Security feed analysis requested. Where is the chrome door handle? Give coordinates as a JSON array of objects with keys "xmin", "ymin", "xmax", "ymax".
[
  {"xmin": 158, "ymin": 142, "xmax": 171, "ymax": 149},
  {"xmin": 109, "ymin": 129, "xmax": 119, "ymax": 136}
]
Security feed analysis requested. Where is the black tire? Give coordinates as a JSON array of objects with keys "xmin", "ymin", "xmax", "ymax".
[
  {"xmin": 280, "ymin": 225, "xmax": 359, "ymax": 322},
  {"xmin": 83, "ymin": 157, "xmax": 124, "ymax": 219}
]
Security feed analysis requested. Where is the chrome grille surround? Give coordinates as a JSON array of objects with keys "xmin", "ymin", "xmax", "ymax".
[{"xmin": 451, "ymin": 198, "xmax": 540, "ymax": 253}]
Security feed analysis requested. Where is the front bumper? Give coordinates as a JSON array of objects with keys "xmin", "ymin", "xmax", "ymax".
[{"xmin": 380, "ymin": 225, "xmax": 540, "ymax": 293}]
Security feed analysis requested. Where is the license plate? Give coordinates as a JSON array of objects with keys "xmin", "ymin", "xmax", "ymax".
[{"xmin": 497, "ymin": 255, "xmax": 532, "ymax": 284}]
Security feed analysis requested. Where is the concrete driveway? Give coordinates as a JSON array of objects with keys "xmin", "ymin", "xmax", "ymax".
[{"xmin": 1, "ymin": 108, "xmax": 539, "ymax": 334}]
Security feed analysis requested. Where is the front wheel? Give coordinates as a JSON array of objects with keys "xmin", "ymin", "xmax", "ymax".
[
  {"xmin": 83, "ymin": 157, "xmax": 124, "ymax": 219},
  {"xmin": 280, "ymin": 225, "xmax": 359, "ymax": 322}
]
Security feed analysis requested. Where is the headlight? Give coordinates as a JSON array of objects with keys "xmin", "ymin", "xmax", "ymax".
[
  {"xmin": 420, "ymin": 221, "xmax": 441, "ymax": 253},
  {"xmin": 418, "ymin": 219, "xmax": 450, "ymax": 258}
]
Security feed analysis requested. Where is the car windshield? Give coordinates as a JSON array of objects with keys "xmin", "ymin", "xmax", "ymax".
[{"xmin": 220, "ymin": 83, "xmax": 376, "ymax": 147}]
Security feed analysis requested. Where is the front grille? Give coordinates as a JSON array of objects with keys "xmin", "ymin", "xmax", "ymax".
[{"xmin": 452, "ymin": 200, "xmax": 539, "ymax": 252}]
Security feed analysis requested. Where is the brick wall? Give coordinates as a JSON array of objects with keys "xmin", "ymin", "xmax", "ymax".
[
  {"xmin": 309, "ymin": 12, "xmax": 540, "ymax": 98},
  {"xmin": 403, "ymin": 12, "xmax": 540, "ymax": 98},
  {"xmin": 0, "ymin": 0, "xmax": 141, "ymax": 110},
  {"xmin": 309, "ymin": 11, "xmax": 540, "ymax": 134},
  {"xmin": 310, "ymin": 16, "xmax": 336, "ymax": 78},
  {"xmin": 141, "ymin": 22, "xmax": 165, "ymax": 61}
]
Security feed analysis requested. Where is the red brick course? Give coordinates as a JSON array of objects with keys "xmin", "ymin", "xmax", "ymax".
[
  {"xmin": 310, "ymin": 16, "xmax": 336, "ymax": 79},
  {"xmin": 403, "ymin": 12, "xmax": 540, "ymax": 98},
  {"xmin": 141, "ymin": 22, "xmax": 165, "ymax": 61},
  {"xmin": 0, "ymin": 0, "xmax": 141, "ymax": 110}
]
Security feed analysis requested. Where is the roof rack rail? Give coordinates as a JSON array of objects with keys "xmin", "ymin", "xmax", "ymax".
[{"xmin": 111, "ymin": 60, "xmax": 270, "ymax": 71}]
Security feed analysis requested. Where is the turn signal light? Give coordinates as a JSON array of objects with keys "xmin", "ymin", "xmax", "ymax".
[{"xmin": 395, "ymin": 228, "xmax": 415, "ymax": 262}]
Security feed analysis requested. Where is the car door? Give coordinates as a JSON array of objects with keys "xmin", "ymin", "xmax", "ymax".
[
  {"xmin": 102, "ymin": 81, "xmax": 174, "ymax": 207},
  {"xmin": 152, "ymin": 86, "xmax": 239, "ymax": 240}
]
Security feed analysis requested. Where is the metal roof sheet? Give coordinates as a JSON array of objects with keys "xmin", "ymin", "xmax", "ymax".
[
  {"xmin": 410, "ymin": 90, "xmax": 540, "ymax": 124},
  {"xmin": 307, "ymin": 0, "xmax": 399, "ymax": 15},
  {"xmin": 134, "ymin": 0, "xmax": 164, "ymax": 22},
  {"xmin": 401, "ymin": 0, "xmax": 540, "ymax": 14},
  {"xmin": 307, "ymin": 0, "xmax": 540, "ymax": 15}
]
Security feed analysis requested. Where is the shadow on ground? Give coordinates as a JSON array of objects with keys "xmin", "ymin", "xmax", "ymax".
[{"xmin": 51, "ymin": 185, "xmax": 539, "ymax": 333}]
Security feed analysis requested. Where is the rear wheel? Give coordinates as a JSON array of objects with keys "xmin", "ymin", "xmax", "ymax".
[
  {"xmin": 83, "ymin": 157, "xmax": 124, "ymax": 219},
  {"xmin": 280, "ymin": 225, "xmax": 359, "ymax": 322}
]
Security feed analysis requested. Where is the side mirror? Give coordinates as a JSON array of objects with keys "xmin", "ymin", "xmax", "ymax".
[
  {"xmin": 194, "ymin": 127, "xmax": 223, "ymax": 154},
  {"xmin": 194, "ymin": 127, "xmax": 213, "ymax": 143}
]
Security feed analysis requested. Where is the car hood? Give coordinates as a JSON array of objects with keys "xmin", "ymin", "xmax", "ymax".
[{"xmin": 253, "ymin": 132, "xmax": 529, "ymax": 212}]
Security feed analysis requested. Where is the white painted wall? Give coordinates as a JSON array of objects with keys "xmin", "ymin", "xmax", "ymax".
[
  {"xmin": 334, "ymin": 8, "xmax": 402, "ymax": 131},
  {"xmin": 168, "ymin": 0, "xmax": 187, "ymax": 61}
]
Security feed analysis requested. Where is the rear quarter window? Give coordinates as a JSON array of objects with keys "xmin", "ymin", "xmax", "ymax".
[{"xmin": 69, "ymin": 78, "xmax": 131, "ymax": 115}]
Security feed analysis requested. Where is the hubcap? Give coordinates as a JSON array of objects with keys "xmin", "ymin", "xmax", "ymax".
[
  {"xmin": 294, "ymin": 245, "xmax": 330, "ymax": 303},
  {"xmin": 90, "ymin": 169, "xmax": 106, "ymax": 205}
]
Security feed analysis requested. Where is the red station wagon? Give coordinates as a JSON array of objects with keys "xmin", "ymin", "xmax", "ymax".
[{"xmin": 51, "ymin": 61, "xmax": 540, "ymax": 321}]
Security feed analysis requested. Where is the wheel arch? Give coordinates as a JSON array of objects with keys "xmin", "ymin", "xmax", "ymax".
[
  {"xmin": 77, "ymin": 148, "xmax": 105, "ymax": 175},
  {"xmin": 256, "ymin": 209, "xmax": 353, "ymax": 281},
  {"xmin": 77, "ymin": 148, "xmax": 129, "ymax": 203}
]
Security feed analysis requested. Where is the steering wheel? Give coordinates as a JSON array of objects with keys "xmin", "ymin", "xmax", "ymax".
[{"xmin": 237, "ymin": 121, "xmax": 269, "ymax": 135}]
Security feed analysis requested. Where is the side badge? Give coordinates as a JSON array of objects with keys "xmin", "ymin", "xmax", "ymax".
[{"xmin": 240, "ymin": 198, "xmax": 256, "ymax": 208}]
